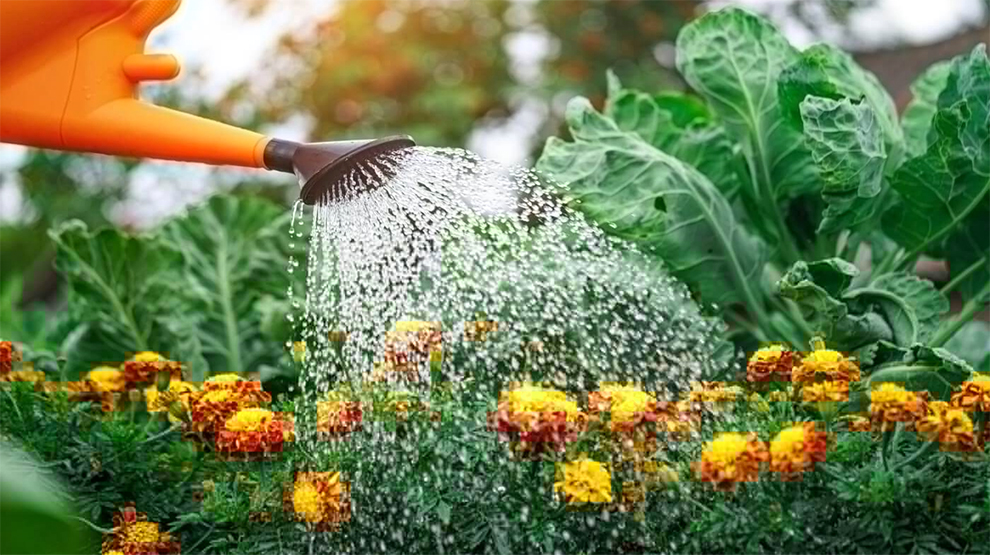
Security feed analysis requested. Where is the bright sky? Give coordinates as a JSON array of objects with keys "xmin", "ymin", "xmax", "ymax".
[{"xmin": 1, "ymin": 0, "xmax": 986, "ymax": 226}]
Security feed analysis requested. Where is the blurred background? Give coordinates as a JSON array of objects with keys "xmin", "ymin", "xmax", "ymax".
[{"xmin": 1, "ymin": 0, "xmax": 988, "ymax": 310}]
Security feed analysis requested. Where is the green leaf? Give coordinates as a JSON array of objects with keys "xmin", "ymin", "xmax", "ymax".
[
  {"xmin": 48, "ymin": 220, "xmax": 204, "ymax": 378},
  {"xmin": 604, "ymin": 71, "xmax": 744, "ymax": 198},
  {"xmin": 943, "ymin": 321, "xmax": 990, "ymax": 373},
  {"xmin": 777, "ymin": 260, "xmax": 892, "ymax": 350},
  {"xmin": 161, "ymin": 195, "xmax": 294, "ymax": 378},
  {"xmin": 536, "ymin": 96, "xmax": 768, "ymax": 310},
  {"xmin": 437, "ymin": 500, "xmax": 451, "ymax": 526},
  {"xmin": 0, "ymin": 441, "xmax": 96, "ymax": 554},
  {"xmin": 778, "ymin": 43, "xmax": 903, "ymax": 158},
  {"xmin": 901, "ymin": 60, "xmax": 951, "ymax": 158},
  {"xmin": 883, "ymin": 45, "xmax": 990, "ymax": 263},
  {"xmin": 865, "ymin": 344, "xmax": 973, "ymax": 400},
  {"xmin": 676, "ymin": 7, "xmax": 819, "ymax": 201},
  {"xmin": 843, "ymin": 274, "xmax": 949, "ymax": 346},
  {"xmin": 800, "ymin": 96, "xmax": 888, "ymax": 234}
]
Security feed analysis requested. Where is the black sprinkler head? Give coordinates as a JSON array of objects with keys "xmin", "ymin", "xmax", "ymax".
[{"xmin": 264, "ymin": 135, "xmax": 415, "ymax": 205}]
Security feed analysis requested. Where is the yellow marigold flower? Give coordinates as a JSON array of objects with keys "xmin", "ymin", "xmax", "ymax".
[
  {"xmin": 145, "ymin": 380, "xmax": 197, "ymax": 412},
  {"xmin": 801, "ymin": 380, "xmax": 849, "ymax": 403},
  {"xmin": 500, "ymin": 384, "xmax": 581, "ymax": 421},
  {"xmin": 394, "ymin": 320, "xmax": 437, "ymax": 333},
  {"xmin": 87, "ymin": 367, "xmax": 127, "ymax": 392},
  {"xmin": 553, "ymin": 458, "xmax": 613, "ymax": 503},
  {"xmin": 225, "ymin": 408, "xmax": 274, "ymax": 432},
  {"xmin": 103, "ymin": 551, "xmax": 124, "ymax": 555},
  {"xmin": 132, "ymin": 351, "xmax": 163, "ymax": 363},
  {"xmin": 951, "ymin": 374, "xmax": 990, "ymax": 413},
  {"xmin": 869, "ymin": 383, "xmax": 928, "ymax": 426},
  {"xmin": 292, "ymin": 480, "xmax": 325, "ymax": 522},
  {"xmin": 123, "ymin": 521, "xmax": 159, "ymax": 543},
  {"xmin": 206, "ymin": 373, "xmax": 243, "ymax": 383},
  {"xmin": 792, "ymin": 346, "xmax": 861, "ymax": 383},
  {"xmin": 769, "ymin": 422, "xmax": 828, "ymax": 478},
  {"xmin": 1, "ymin": 369, "xmax": 46, "ymax": 383},
  {"xmin": 611, "ymin": 390, "xmax": 657, "ymax": 423},
  {"xmin": 918, "ymin": 401, "xmax": 981, "ymax": 452}
]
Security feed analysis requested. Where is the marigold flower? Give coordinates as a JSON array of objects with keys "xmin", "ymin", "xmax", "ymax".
[
  {"xmin": 951, "ymin": 374, "xmax": 990, "ymax": 413},
  {"xmin": 286, "ymin": 472, "xmax": 351, "ymax": 529},
  {"xmin": 123, "ymin": 352, "xmax": 182, "ymax": 385},
  {"xmin": 846, "ymin": 415, "xmax": 872, "ymax": 432},
  {"xmin": 217, "ymin": 408, "xmax": 291, "ymax": 454},
  {"xmin": 747, "ymin": 345, "xmax": 794, "ymax": 383},
  {"xmin": 769, "ymin": 422, "xmax": 828, "ymax": 479},
  {"xmin": 464, "ymin": 320, "xmax": 498, "ymax": 341},
  {"xmin": 102, "ymin": 506, "xmax": 179, "ymax": 555},
  {"xmin": 317, "ymin": 399, "xmax": 363, "ymax": 437},
  {"xmin": 554, "ymin": 458, "xmax": 613, "ymax": 504},
  {"xmin": 0, "ymin": 341, "xmax": 19, "ymax": 374},
  {"xmin": 1, "ymin": 369, "xmax": 45, "ymax": 383},
  {"xmin": 792, "ymin": 347, "xmax": 861, "ymax": 383},
  {"xmin": 801, "ymin": 380, "xmax": 849, "ymax": 403},
  {"xmin": 88, "ymin": 367, "xmax": 127, "ymax": 392},
  {"xmin": 869, "ymin": 383, "xmax": 928, "ymax": 428},
  {"xmin": 489, "ymin": 384, "xmax": 587, "ymax": 459},
  {"xmin": 188, "ymin": 379, "xmax": 271, "ymax": 435},
  {"xmin": 145, "ymin": 380, "xmax": 197, "ymax": 414},
  {"xmin": 693, "ymin": 432, "xmax": 768, "ymax": 491},
  {"xmin": 686, "ymin": 381, "xmax": 742, "ymax": 407},
  {"xmin": 917, "ymin": 401, "xmax": 982, "ymax": 452},
  {"xmin": 206, "ymin": 373, "xmax": 243, "ymax": 383}
]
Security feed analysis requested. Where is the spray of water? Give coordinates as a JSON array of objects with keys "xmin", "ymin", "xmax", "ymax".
[{"xmin": 285, "ymin": 146, "xmax": 731, "ymax": 553}]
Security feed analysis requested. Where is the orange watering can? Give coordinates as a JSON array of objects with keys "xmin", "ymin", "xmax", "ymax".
[{"xmin": 0, "ymin": 0, "xmax": 413, "ymax": 204}]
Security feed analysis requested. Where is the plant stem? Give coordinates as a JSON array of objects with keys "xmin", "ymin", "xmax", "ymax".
[
  {"xmin": 929, "ymin": 280, "xmax": 990, "ymax": 347},
  {"xmin": 870, "ymin": 247, "xmax": 904, "ymax": 282},
  {"xmin": 890, "ymin": 440, "xmax": 938, "ymax": 472},
  {"xmin": 939, "ymin": 254, "xmax": 989, "ymax": 296},
  {"xmin": 726, "ymin": 311, "xmax": 768, "ymax": 343}
]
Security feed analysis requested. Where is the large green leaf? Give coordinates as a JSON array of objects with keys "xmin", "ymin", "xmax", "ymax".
[
  {"xmin": 800, "ymin": 96, "xmax": 888, "ymax": 234},
  {"xmin": 883, "ymin": 45, "xmax": 990, "ymax": 267},
  {"xmin": 864, "ymin": 344, "xmax": 973, "ymax": 401},
  {"xmin": 0, "ymin": 440, "xmax": 97, "ymax": 554},
  {"xmin": 675, "ymin": 7, "xmax": 819, "ymax": 202},
  {"xmin": 48, "ymin": 221, "xmax": 204, "ymax": 378},
  {"xmin": 604, "ymin": 71, "xmax": 744, "ymax": 198},
  {"xmin": 777, "ymin": 259, "xmax": 892, "ymax": 350},
  {"xmin": 161, "ymin": 195, "xmax": 294, "ymax": 377},
  {"xmin": 901, "ymin": 60, "xmax": 952, "ymax": 158},
  {"xmin": 779, "ymin": 43, "xmax": 903, "ymax": 158},
  {"xmin": 843, "ymin": 274, "xmax": 949, "ymax": 346},
  {"xmin": 536, "ymin": 96, "xmax": 768, "ymax": 310},
  {"xmin": 944, "ymin": 321, "xmax": 990, "ymax": 374}
]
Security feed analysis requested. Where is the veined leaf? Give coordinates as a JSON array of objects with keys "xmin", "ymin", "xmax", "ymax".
[
  {"xmin": 604, "ymin": 71, "xmax": 744, "ymax": 198},
  {"xmin": 943, "ymin": 321, "xmax": 990, "ymax": 373},
  {"xmin": 161, "ymin": 195, "xmax": 294, "ymax": 378},
  {"xmin": 865, "ymin": 344, "xmax": 973, "ymax": 401},
  {"xmin": 843, "ymin": 274, "xmax": 949, "ymax": 346},
  {"xmin": 901, "ymin": 60, "xmax": 952, "ymax": 158},
  {"xmin": 883, "ymin": 45, "xmax": 990, "ymax": 268},
  {"xmin": 777, "ymin": 259, "xmax": 894, "ymax": 350},
  {"xmin": 675, "ymin": 7, "xmax": 819, "ymax": 202},
  {"xmin": 48, "ymin": 221, "xmax": 203, "ymax": 377},
  {"xmin": 800, "ymin": 96, "xmax": 888, "ymax": 234},
  {"xmin": 779, "ymin": 43, "xmax": 903, "ymax": 159},
  {"xmin": 536, "ymin": 96, "xmax": 768, "ymax": 310}
]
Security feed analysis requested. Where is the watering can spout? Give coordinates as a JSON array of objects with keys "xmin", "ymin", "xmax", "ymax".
[{"xmin": 0, "ymin": 0, "xmax": 414, "ymax": 205}]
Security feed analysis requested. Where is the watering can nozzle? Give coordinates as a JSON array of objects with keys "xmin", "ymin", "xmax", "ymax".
[{"xmin": 264, "ymin": 135, "xmax": 415, "ymax": 205}]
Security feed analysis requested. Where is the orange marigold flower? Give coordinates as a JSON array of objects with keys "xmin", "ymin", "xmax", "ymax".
[
  {"xmin": 216, "ymin": 408, "xmax": 291, "ymax": 454},
  {"xmin": 846, "ymin": 415, "xmax": 872, "ymax": 432},
  {"xmin": 869, "ymin": 383, "xmax": 928, "ymax": 428},
  {"xmin": 188, "ymin": 380, "xmax": 271, "ymax": 435},
  {"xmin": 801, "ymin": 380, "xmax": 849, "ymax": 403},
  {"xmin": 746, "ymin": 345, "xmax": 794, "ymax": 383},
  {"xmin": 1, "ymin": 368, "xmax": 46, "ymax": 383},
  {"xmin": 917, "ymin": 401, "xmax": 982, "ymax": 452},
  {"xmin": 317, "ymin": 400, "xmax": 363, "ymax": 438},
  {"xmin": 123, "ymin": 352, "xmax": 182, "ymax": 385},
  {"xmin": 693, "ymin": 432, "xmax": 768, "ymax": 492},
  {"xmin": 769, "ymin": 422, "xmax": 828, "ymax": 479},
  {"xmin": 950, "ymin": 374, "xmax": 990, "ymax": 413},
  {"xmin": 285, "ymin": 472, "xmax": 351, "ymax": 530},
  {"xmin": 0, "ymin": 340, "xmax": 20, "ymax": 374},
  {"xmin": 792, "ymin": 347, "xmax": 861, "ymax": 384},
  {"xmin": 686, "ymin": 381, "xmax": 743, "ymax": 410},
  {"xmin": 87, "ymin": 367, "xmax": 127, "ymax": 393}
]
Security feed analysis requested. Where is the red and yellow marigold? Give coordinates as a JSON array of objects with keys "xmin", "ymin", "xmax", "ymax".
[
  {"xmin": 917, "ymin": 401, "xmax": 982, "ymax": 452},
  {"xmin": 801, "ymin": 380, "xmax": 850, "ymax": 403},
  {"xmin": 122, "ymin": 351, "xmax": 182, "ymax": 385},
  {"xmin": 285, "ymin": 472, "xmax": 351, "ymax": 530},
  {"xmin": 101, "ymin": 505, "xmax": 179, "ymax": 555},
  {"xmin": 792, "ymin": 345, "xmax": 861, "ymax": 384},
  {"xmin": 746, "ymin": 345, "xmax": 795, "ymax": 383},
  {"xmin": 145, "ymin": 380, "xmax": 198, "ymax": 422},
  {"xmin": 188, "ymin": 377, "xmax": 271, "ymax": 435},
  {"xmin": 693, "ymin": 432, "xmax": 768, "ymax": 491},
  {"xmin": 951, "ymin": 374, "xmax": 990, "ymax": 413},
  {"xmin": 0, "ymin": 341, "xmax": 20, "ymax": 375},
  {"xmin": 488, "ymin": 383, "xmax": 587, "ymax": 459},
  {"xmin": 769, "ymin": 422, "xmax": 829, "ymax": 480},
  {"xmin": 317, "ymin": 400, "xmax": 363, "ymax": 438},
  {"xmin": 216, "ymin": 408, "xmax": 292, "ymax": 454},
  {"xmin": 869, "ymin": 383, "xmax": 928, "ymax": 431}
]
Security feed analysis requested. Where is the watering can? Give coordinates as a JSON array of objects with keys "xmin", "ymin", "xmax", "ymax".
[{"xmin": 0, "ymin": 0, "xmax": 413, "ymax": 204}]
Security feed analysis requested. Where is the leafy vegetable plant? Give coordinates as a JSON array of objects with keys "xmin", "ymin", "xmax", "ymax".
[{"xmin": 536, "ymin": 7, "xmax": 989, "ymax": 366}]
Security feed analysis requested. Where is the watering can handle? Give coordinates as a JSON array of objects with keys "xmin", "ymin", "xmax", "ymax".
[{"xmin": 0, "ymin": 0, "xmax": 271, "ymax": 169}]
